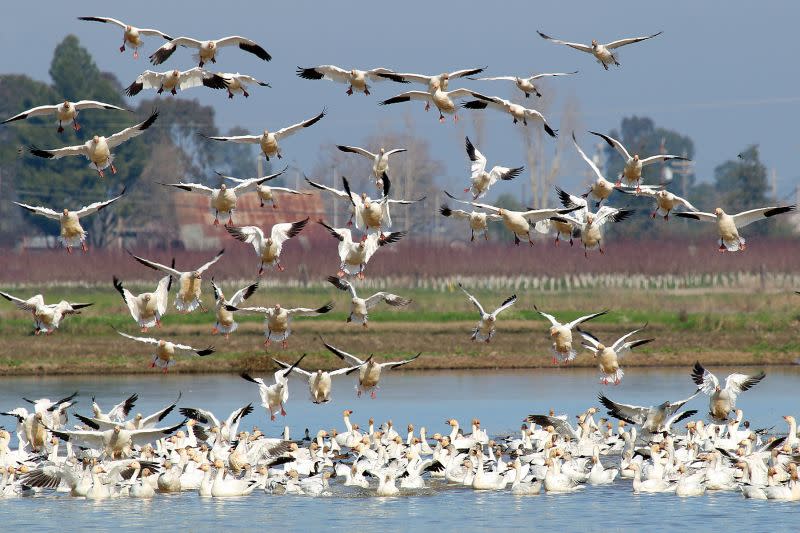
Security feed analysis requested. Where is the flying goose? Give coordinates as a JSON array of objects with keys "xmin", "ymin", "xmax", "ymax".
[
  {"xmin": 218, "ymin": 167, "xmax": 307, "ymax": 208},
  {"xmin": 379, "ymin": 81, "xmax": 485, "ymax": 123},
  {"xmin": 115, "ymin": 330, "xmax": 214, "ymax": 372},
  {"xmin": 161, "ymin": 167, "xmax": 286, "ymax": 225},
  {"xmin": 375, "ymin": 66, "xmax": 486, "ymax": 95},
  {"xmin": 225, "ymin": 218, "xmax": 309, "ymax": 276},
  {"xmin": 149, "ymin": 36, "xmax": 271, "ymax": 67},
  {"xmin": 598, "ymin": 390, "xmax": 699, "ymax": 437},
  {"xmin": 536, "ymin": 31, "xmax": 662, "ymax": 70},
  {"xmin": 179, "ymin": 404, "xmax": 253, "ymax": 444},
  {"xmin": 321, "ymin": 339, "xmax": 420, "ymax": 398},
  {"xmin": 2, "ymin": 100, "xmax": 128, "ymax": 133},
  {"xmin": 549, "ymin": 205, "xmax": 636, "ymax": 257},
  {"xmin": 125, "ymin": 68, "xmax": 227, "ymax": 96},
  {"xmin": 439, "ymin": 203, "xmax": 503, "ymax": 241},
  {"xmin": 572, "ymin": 132, "xmax": 617, "ymax": 207},
  {"xmin": 90, "ymin": 394, "xmax": 139, "ymax": 424},
  {"xmin": 210, "ymin": 278, "xmax": 258, "ymax": 338},
  {"xmin": 577, "ymin": 324, "xmax": 654, "ymax": 384},
  {"xmin": 296, "ymin": 65, "xmax": 406, "ymax": 95},
  {"xmin": 14, "ymin": 187, "xmax": 126, "ymax": 253},
  {"xmin": 128, "ymin": 248, "xmax": 224, "ymax": 312},
  {"xmin": 326, "ymin": 276, "xmax": 411, "ymax": 327},
  {"xmin": 113, "ymin": 270, "xmax": 173, "ymax": 331},
  {"xmin": 541, "ymin": 186, "xmax": 590, "ymax": 247},
  {"xmin": 469, "ymin": 71, "xmax": 577, "ymax": 98},
  {"xmin": 589, "ymin": 130, "xmax": 689, "ymax": 190},
  {"xmin": 443, "ymin": 191, "xmax": 580, "ymax": 246},
  {"xmin": 463, "ymin": 136, "xmax": 524, "ymax": 199},
  {"xmin": 240, "ymin": 355, "xmax": 306, "ymax": 420},
  {"xmin": 691, "ymin": 362, "xmax": 766, "ymax": 422},
  {"xmin": 73, "ymin": 393, "xmax": 181, "ymax": 431},
  {"xmin": 28, "ymin": 110, "xmax": 159, "ymax": 177},
  {"xmin": 211, "ymin": 72, "xmax": 270, "ymax": 98},
  {"xmin": 674, "ymin": 206, "xmax": 796, "ymax": 252},
  {"xmin": 77, "ymin": 16, "xmax": 173, "ymax": 58},
  {"xmin": 336, "ymin": 145, "xmax": 407, "ymax": 187},
  {"xmin": 460, "ymin": 94, "xmax": 558, "ymax": 136},
  {"xmin": 533, "ymin": 306, "xmax": 607, "ymax": 363},
  {"xmin": 272, "ymin": 357, "xmax": 360, "ymax": 404},
  {"xmin": 304, "ymin": 176, "xmax": 359, "ymax": 225},
  {"xmin": 317, "ymin": 220, "xmax": 406, "ymax": 279},
  {"xmin": 200, "ymin": 110, "xmax": 325, "ymax": 161},
  {"xmin": 458, "ymin": 283, "xmax": 517, "ymax": 343},
  {"xmin": 0, "ymin": 291, "xmax": 92, "ymax": 334},
  {"xmin": 224, "ymin": 302, "xmax": 334, "ymax": 349},
  {"xmin": 50, "ymin": 420, "xmax": 185, "ymax": 459},
  {"xmin": 343, "ymin": 175, "xmax": 424, "ymax": 235},
  {"xmin": 616, "ymin": 185, "xmax": 697, "ymax": 220}
]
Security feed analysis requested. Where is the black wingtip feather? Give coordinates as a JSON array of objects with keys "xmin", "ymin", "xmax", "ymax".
[
  {"xmin": 125, "ymin": 81, "xmax": 143, "ymax": 97},
  {"xmin": 239, "ymin": 41, "xmax": 271, "ymax": 61},
  {"xmin": 439, "ymin": 204, "xmax": 452, "ymax": 217},
  {"xmin": 296, "ymin": 67, "xmax": 324, "ymax": 80},
  {"xmin": 29, "ymin": 145, "xmax": 54, "ymax": 158}
]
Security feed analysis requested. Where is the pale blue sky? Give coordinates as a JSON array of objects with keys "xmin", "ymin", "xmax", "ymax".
[{"xmin": 2, "ymin": 0, "xmax": 798, "ymax": 201}]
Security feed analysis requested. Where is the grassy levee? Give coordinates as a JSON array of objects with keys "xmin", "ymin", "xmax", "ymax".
[{"xmin": 1, "ymin": 285, "xmax": 798, "ymax": 375}]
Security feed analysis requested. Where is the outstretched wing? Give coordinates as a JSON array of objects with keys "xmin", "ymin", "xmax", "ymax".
[
  {"xmin": 75, "ymin": 186, "xmax": 126, "ymax": 217},
  {"xmin": 458, "ymin": 283, "xmax": 485, "ymax": 316},
  {"xmin": 128, "ymin": 252, "xmax": 182, "ymax": 277},
  {"xmin": 194, "ymin": 249, "xmax": 225, "ymax": 274},
  {"xmin": 526, "ymin": 414, "xmax": 578, "ymax": 439},
  {"xmin": 588, "ymin": 130, "xmax": 631, "ymax": 160},
  {"xmin": 565, "ymin": 310, "xmax": 608, "ymax": 330},
  {"xmin": 327, "ymin": 275, "xmax": 357, "ymax": 298},
  {"xmin": 380, "ymin": 352, "xmax": 421, "ymax": 370},
  {"xmin": 321, "ymin": 338, "xmax": 364, "ymax": 366},
  {"xmin": 226, "ymin": 225, "xmax": 266, "ymax": 253},
  {"xmin": 13, "ymin": 202, "xmax": 60, "ymax": 220},
  {"xmin": 732, "ymin": 206, "xmax": 795, "ymax": 228},
  {"xmin": 106, "ymin": 110, "xmax": 159, "ymax": 148},
  {"xmin": 271, "ymin": 218, "xmax": 309, "ymax": 244},
  {"xmin": 364, "ymin": 292, "xmax": 411, "ymax": 309},
  {"xmin": 115, "ymin": 330, "xmax": 160, "ymax": 345},
  {"xmin": 673, "ymin": 211, "xmax": 717, "ymax": 223},
  {"xmin": 491, "ymin": 294, "xmax": 517, "ymax": 316},
  {"xmin": 274, "ymin": 110, "xmax": 326, "ymax": 140},
  {"xmin": 296, "ymin": 65, "xmax": 350, "ymax": 83},
  {"xmin": 533, "ymin": 305, "xmax": 560, "ymax": 327},
  {"xmin": 229, "ymin": 281, "xmax": 259, "ymax": 306},
  {"xmin": 605, "ymin": 32, "xmax": 663, "ymax": 50},
  {"xmin": 536, "ymin": 31, "xmax": 593, "ymax": 53},
  {"xmin": 571, "ymin": 132, "xmax": 607, "ymax": 182},
  {"xmin": 597, "ymin": 393, "xmax": 649, "ymax": 425}
]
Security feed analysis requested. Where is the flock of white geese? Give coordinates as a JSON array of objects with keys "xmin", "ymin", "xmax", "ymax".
[{"xmin": 1, "ymin": 16, "xmax": 799, "ymax": 502}]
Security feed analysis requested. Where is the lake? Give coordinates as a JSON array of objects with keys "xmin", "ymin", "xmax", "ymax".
[{"xmin": 1, "ymin": 366, "xmax": 798, "ymax": 532}]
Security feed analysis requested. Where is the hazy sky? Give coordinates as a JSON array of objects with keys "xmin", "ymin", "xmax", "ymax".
[{"xmin": 2, "ymin": 1, "xmax": 799, "ymax": 202}]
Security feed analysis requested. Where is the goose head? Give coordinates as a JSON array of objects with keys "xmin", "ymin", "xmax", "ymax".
[
  {"xmin": 350, "ymin": 69, "xmax": 357, "ymax": 77},
  {"xmin": 714, "ymin": 207, "xmax": 725, "ymax": 217},
  {"xmin": 158, "ymin": 339, "xmax": 166, "ymax": 348},
  {"xmin": 63, "ymin": 100, "xmax": 71, "ymax": 109},
  {"xmin": 274, "ymin": 303, "xmax": 281, "ymax": 311},
  {"xmin": 596, "ymin": 343, "xmax": 606, "ymax": 351},
  {"xmin": 591, "ymin": 39, "xmax": 598, "ymax": 48},
  {"xmin": 220, "ymin": 183, "xmax": 227, "ymax": 191},
  {"xmin": 632, "ymin": 154, "xmax": 640, "ymax": 162},
  {"xmin": 549, "ymin": 326, "xmax": 558, "ymax": 337},
  {"xmin": 379, "ymin": 147, "xmax": 385, "ymax": 155},
  {"xmin": 62, "ymin": 208, "xmax": 69, "ymax": 216},
  {"xmin": 91, "ymin": 135, "xmax": 100, "ymax": 145}
]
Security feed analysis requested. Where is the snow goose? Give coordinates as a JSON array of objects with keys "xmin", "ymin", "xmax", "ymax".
[
  {"xmin": 375, "ymin": 67, "xmax": 485, "ymax": 95},
  {"xmin": 336, "ymin": 144, "xmax": 407, "ymax": 186},
  {"xmin": 304, "ymin": 176, "xmax": 359, "ymax": 224},
  {"xmin": 210, "ymin": 459, "xmax": 263, "ymax": 497},
  {"xmin": 2, "ymin": 100, "xmax": 128, "ymax": 133},
  {"xmin": 629, "ymin": 462, "xmax": 675, "ymax": 493},
  {"xmin": 297, "ymin": 65, "xmax": 405, "ymax": 95},
  {"xmin": 549, "ymin": 205, "xmax": 636, "ymax": 257},
  {"xmin": 543, "ymin": 454, "xmax": 584, "ymax": 493},
  {"xmin": 439, "ymin": 202, "xmax": 503, "ymax": 241},
  {"xmin": 321, "ymin": 339, "xmax": 420, "ymax": 398},
  {"xmin": 598, "ymin": 391, "xmax": 700, "ymax": 438},
  {"xmin": 240, "ymin": 355, "xmax": 305, "ymax": 420},
  {"xmin": 77, "ymin": 394, "xmax": 180, "ymax": 432},
  {"xmin": 91, "ymin": 394, "xmax": 138, "ymax": 424},
  {"xmin": 470, "ymin": 70, "xmax": 577, "ymax": 98},
  {"xmin": 272, "ymin": 357, "xmax": 360, "ymax": 404},
  {"xmin": 0, "ymin": 291, "xmax": 92, "ymax": 334},
  {"xmin": 125, "ymin": 68, "xmax": 227, "ymax": 96},
  {"xmin": 510, "ymin": 457, "xmax": 542, "ymax": 495},
  {"xmin": 617, "ymin": 185, "xmax": 697, "ymax": 219},
  {"xmin": 691, "ymin": 362, "xmax": 765, "ymax": 422},
  {"xmin": 179, "ymin": 404, "xmax": 253, "ymax": 444},
  {"xmin": 536, "ymin": 30, "xmax": 662, "ymax": 70},
  {"xmin": 317, "ymin": 220, "xmax": 405, "ymax": 279},
  {"xmin": 218, "ymin": 166, "xmax": 308, "ymax": 208},
  {"xmin": 209, "ymin": 278, "xmax": 258, "ymax": 337},
  {"xmin": 443, "ymin": 191, "xmax": 580, "ymax": 246},
  {"xmin": 674, "ymin": 205, "xmax": 795, "ymax": 252},
  {"xmin": 162, "ymin": 167, "xmax": 287, "ymax": 225},
  {"xmin": 458, "ymin": 283, "xmax": 516, "ymax": 343},
  {"xmin": 577, "ymin": 324, "xmax": 654, "ymax": 384},
  {"xmin": 462, "ymin": 136, "xmax": 524, "ymax": 199},
  {"xmin": 225, "ymin": 218, "xmax": 309, "ymax": 275},
  {"xmin": 543, "ymin": 186, "xmax": 589, "ymax": 246},
  {"xmin": 115, "ymin": 330, "xmax": 214, "ymax": 372},
  {"xmin": 379, "ymin": 81, "xmax": 483, "ymax": 123},
  {"xmin": 533, "ymin": 306, "xmax": 607, "ymax": 363},
  {"xmin": 342, "ymin": 175, "xmax": 424, "ymax": 235},
  {"xmin": 129, "ymin": 248, "xmax": 224, "ymax": 312},
  {"xmin": 225, "ymin": 302, "xmax": 334, "ymax": 349},
  {"xmin": 50, "ymin": 420, "xmax": 185, "ymax": 459},
  {"xmin": 471, "ymin": 448, "xmax": 510, "ymax": 490},
  {"xmin": 29, "ymin": 109, "xmax": 159, "ymax": 177},
  {"xmin": 149, "ymin": 35, "xmax": 271, "ymax": 67},
  {"xmin": 78, "ymin": 16, "xmax": 172, "ymax": 58},
  {"xmin": 200, "ymin": 110, "xmax": 325, "ymax": 161},
  {"xmin": 216, "ymin": 72, "xmax": 270, "ymax": 98},
  {"xmin": 674, "ymin": 464, "xmax": 706, "ymax": 497},
  {"xmin": 14, "ymin": 186, "xmax": 125, "ymax": 253},
  {"xmin": 113, "ymin": 271, "xmax": 172, "ymax": 331},
  {"xmin": 571, "ymin": 132, "xmax": 617, "ymax": 207},
  {"xmin": 326, "ymin": 275, "xmax": 411, "ymax": 326},
  {"xmin": 587, "ymin": 445, "xmax": 618, "ymax": 485},
  {"xmin": 460, "ymin": 94, "xmax": 558, "ymax": 137},
  {"xmin": 588, "ymin": 130, "xmax": 689, "ymax": 190}
]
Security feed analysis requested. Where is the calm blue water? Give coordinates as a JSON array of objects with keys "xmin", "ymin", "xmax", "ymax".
[{"xmin": 1, "ymin": 367, "xmax": 798, "ymax": 532}]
